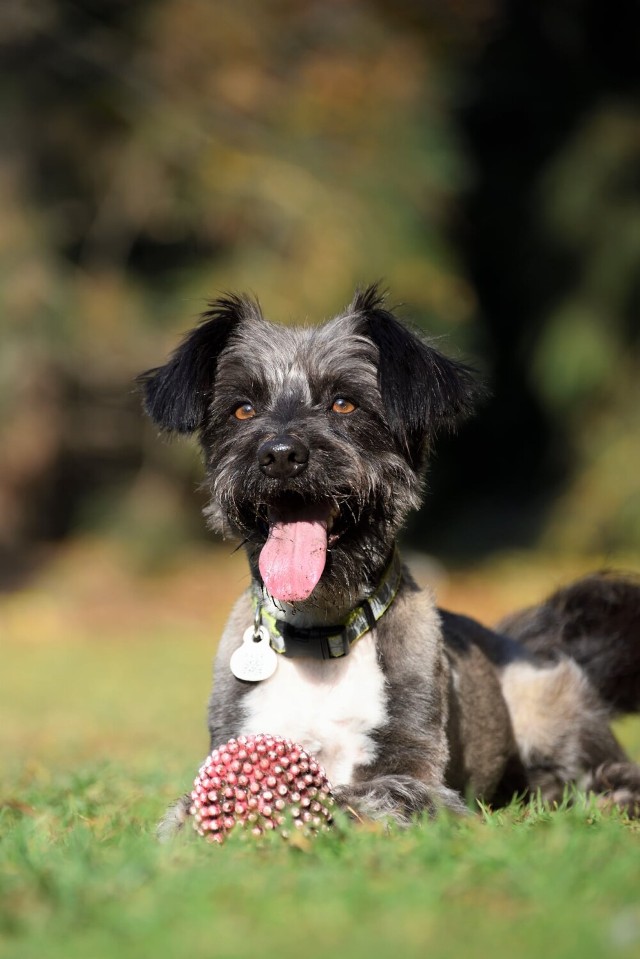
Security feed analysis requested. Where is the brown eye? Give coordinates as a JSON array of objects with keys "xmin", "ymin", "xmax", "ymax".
[
  {"xmin": 234, "ymin": 402, "xmax": 256, "ymax": 421},
  {"xmin": 332, "ymin": 397, "xmax": 357, "ymax": 414}
]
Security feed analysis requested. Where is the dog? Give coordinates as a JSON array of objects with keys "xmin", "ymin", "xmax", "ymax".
[{"xmin": 139, "ymin": 284, "xmax": 640, "ymax": 836}]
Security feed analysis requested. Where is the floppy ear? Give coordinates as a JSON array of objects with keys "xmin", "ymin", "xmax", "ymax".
[
  {"xmin": 137, "ymin": 295, "xmax": 260, "ymax": 434},
  {"xmin": 353, "ymin": 285, "xmax": 480, "ymax": 468}
]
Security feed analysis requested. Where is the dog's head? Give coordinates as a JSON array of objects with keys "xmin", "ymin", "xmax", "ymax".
[{"xmin": 139, "ymin": 285, "xmax": 477, "ymax": 605}]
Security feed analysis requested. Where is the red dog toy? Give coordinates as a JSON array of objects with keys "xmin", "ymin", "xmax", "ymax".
[{"xmin": 190, "ymin": 733, "xmax": 334, "ymax": 843}]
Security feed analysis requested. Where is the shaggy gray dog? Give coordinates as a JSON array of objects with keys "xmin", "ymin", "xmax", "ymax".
[{"xmin": 139, "ymin": 285, "xmax": 640, "ymax": 835}]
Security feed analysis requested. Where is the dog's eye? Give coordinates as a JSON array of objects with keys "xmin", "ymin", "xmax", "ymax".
[
  {"xmin": 233, "ymin": 402, "xmax": 256, "ymax": 421},
  {"xmin": 332, "ymin": 398, "xmax": 357, "ymax": 415}
]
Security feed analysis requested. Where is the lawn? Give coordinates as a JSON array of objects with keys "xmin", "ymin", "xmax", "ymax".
[{"xmin": 2, "ymin": 542, "xmax": 639, "ymax": 959}]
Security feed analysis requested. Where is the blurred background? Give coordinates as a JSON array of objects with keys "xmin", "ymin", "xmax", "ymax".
[{"xmin": 1, "ymin": 0, "xmax": 639, "ymax": 611}]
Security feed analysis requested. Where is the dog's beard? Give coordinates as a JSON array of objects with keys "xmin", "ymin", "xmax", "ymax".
[{"xmin": 203, "ymin": 459, "xmax": 421, "ymax": 608}]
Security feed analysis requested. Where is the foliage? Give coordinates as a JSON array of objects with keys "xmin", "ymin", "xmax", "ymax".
[{"xmin": 0, "ymin": 0, "xmax": 639, "ymax": 567}]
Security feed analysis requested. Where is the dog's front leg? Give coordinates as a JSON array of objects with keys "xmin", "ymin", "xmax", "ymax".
[
  {"xmin": 157, "ymin": 793, "xmax": 192, "ymax": 842},
  {"xmin": 334, "ymin": 775, "xmax": 467, "ymax": 825},
  {"xmin": 156, "ymin": 775, "xmax": 468, "ymax": 840},
  {"xmin": 340, "ymin": 597, "xmax": 470, "ymax": 825}
]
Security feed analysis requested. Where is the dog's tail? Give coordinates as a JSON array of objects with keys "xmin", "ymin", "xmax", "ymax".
[{"xmin": 498, "ymin": 571, "xmax": 640, "ymax": 715}]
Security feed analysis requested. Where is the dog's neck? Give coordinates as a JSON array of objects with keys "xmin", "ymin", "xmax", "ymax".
[
  {"xmin": 251, "ymin": 544, "xmax": 400, "ymax": 629},
  {"xmin": 246, "ymin": 546, "xmax": 403, "ymax": 661},
  {"xmin": 260, "ymin": 590, "xmax": 367, "ymax": 629}
]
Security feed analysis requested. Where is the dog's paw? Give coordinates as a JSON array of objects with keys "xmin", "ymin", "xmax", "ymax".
[
  {"xmin": 586, "ymin": 761, "xmax": 640, "ymax": 818},
  {"xmin": 334, "ymin": 774, "xmax": 468, "ymax": 825},
  {"xmin": 156, "ymin": 793, "xmax": 192, "ymax": 842}
]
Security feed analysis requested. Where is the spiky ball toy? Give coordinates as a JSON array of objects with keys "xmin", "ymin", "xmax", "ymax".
[{"xmin": 190, "ymin": 733, "xmax": 335, "ymax": 843}]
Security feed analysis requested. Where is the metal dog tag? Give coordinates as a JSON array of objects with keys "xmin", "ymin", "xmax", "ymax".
[{"xmin": 230, "ymin": 625, "xmax": 278, "ymax": 682}]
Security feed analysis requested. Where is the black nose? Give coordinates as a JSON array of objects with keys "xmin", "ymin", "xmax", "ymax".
[{"xmin": 258, "ymin": 434, "xmax": 309, "ymax": 479}]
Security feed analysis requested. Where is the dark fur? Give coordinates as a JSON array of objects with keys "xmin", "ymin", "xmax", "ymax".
[
  {"xmin": 140, "ymin": 285, "xmax": 640, "ymax": 832},
  {"xmin": 499, "ymin": 572, "xmax": 640, "ymax": 714}
]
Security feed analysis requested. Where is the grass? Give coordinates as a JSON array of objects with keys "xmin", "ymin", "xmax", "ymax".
[
  {"xmin": 2, "ymin": 543, "xmax": 640, "ymax": 959},
  {"xmin": 3, "ymin": 780, "xmax": 639, "ymax": 959}
]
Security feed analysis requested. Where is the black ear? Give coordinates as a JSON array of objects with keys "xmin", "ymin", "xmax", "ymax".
[
  {"xmin": 353, "ymin": 284, "xmax": 480, "ymax": 468},
  {"xmin": 137, "ymin": 294, "xmax": 260, "ymax": 434}
]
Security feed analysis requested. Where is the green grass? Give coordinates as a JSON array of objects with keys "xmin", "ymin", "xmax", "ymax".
[
  {"xmin": 3, "ymin": 774, "xmax": 640, "ymax": 959},
  {"xmin": 2, "ymin": 629, "xmax": 640, "ymax": 959}
]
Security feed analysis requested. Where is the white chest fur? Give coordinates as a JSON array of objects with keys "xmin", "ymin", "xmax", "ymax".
[{"xmin": 239, "ymin": 633, "xmax": 387, "ymax": 787}]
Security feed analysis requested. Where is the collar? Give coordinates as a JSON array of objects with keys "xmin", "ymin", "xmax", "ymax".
[{"xmin": 251, "ymin": 547, "xmax": 403, "ymax": 661}]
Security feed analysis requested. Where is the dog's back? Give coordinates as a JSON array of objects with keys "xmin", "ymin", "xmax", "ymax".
[
  {"xmin": 499, "ymin": 572, "xmax": 640, "ymax": 714},
  {"xmin": 441, "ymin": 571, "xmax": 640, "ymax": 812}
]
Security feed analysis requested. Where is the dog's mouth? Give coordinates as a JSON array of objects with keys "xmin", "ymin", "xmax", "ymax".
[{"xmin": 257, "ymin": 499, "xmax": 341, "ymax": 603}]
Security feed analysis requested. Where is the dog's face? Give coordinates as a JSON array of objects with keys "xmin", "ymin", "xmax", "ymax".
[{"xmin": 139, "ymin": 286, "xmax": 476, "ymax": 605}]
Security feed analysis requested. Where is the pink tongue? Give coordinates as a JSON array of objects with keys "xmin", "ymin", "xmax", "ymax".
[{"xmin": 259, "ymin": 514, "xmax": 328, "ymax": 602}]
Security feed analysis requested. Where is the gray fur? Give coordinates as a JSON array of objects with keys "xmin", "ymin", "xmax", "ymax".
[
  {"xmin": 199, "ymin": 309, "xmax": 420, "ymax": 605},
  {"xmin": 141, "ymin": 286, "xmax": 640, "ymax": 837}
]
